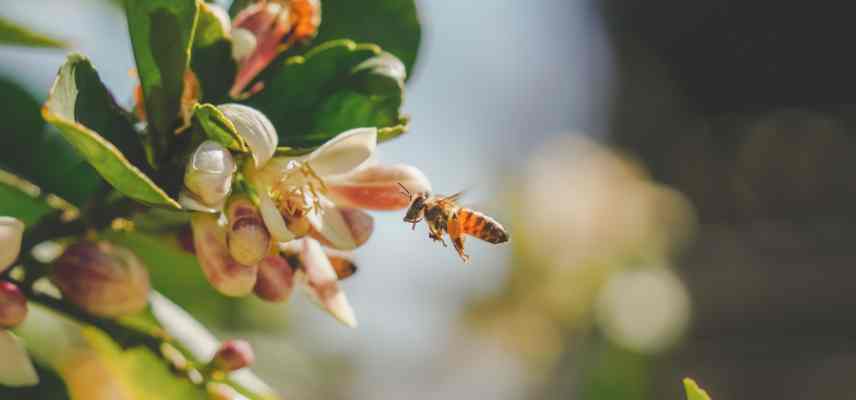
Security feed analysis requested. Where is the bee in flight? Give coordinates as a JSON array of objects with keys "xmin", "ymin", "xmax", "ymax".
[{"xmin": 399, "ymin": 184, "xmax": 509, "ymax": 262}]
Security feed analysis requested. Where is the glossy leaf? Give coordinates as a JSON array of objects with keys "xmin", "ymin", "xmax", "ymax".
[
  {"xmin": 126, "ymin": 0, "xmax": 199, "ymax": 160},
  {"xmin": 311, "ymin": 0, "xmax": 421, "ymax": 74},
  {"xmin": 192, "ymin": 1, "xmax": 236, "ymax": 103},
  {"xmin": 0, "ymin": 77, "xmax": 101, "ymax": 206},
  {"xmin": 246, "ymin": 40, "xmax": 407, "ymax": 149},
  {"xmin": 0, "ymin": 16, "xmax": 67, "ymax": 48},
  {"xmin": 42, "ymin": 54, "xmax": 180, "ymax": 209},
  {"xmin": 191, "ymin": 103, "xmax": 247, "ymax": 152},
  {"xmin": 683, "ymin": 378, "xmax": 712, "ymax": 400}
]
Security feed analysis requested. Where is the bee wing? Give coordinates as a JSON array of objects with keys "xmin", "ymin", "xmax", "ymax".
[{"xmin": 441, "ymin": 190, "xmax": 467, "ymax": 203}]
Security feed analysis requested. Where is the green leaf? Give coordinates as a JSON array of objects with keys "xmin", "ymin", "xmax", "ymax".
[
  {"xmin": 312, "ymin": 0, "xmax": 421, "ymax": 74},
  {"xmin": 191, "ymin": 103, "xmax": 247, "ymax": 151},
  {"xmin": 0, "ymin": 76, "xmax": 102, "ymax": 206},
  {"xmin": 0, "ymin": 16, "xmax": 67, "ymax": 48},
  {"xmin": 247, "ymin": 40, "xmax": 408, "ymax": 149},
  {"xmin": 43, "ymin": 54, "xmax": 180, "ymax": 209},
  {"xmin": 126, "ymin": 0, "xmax": 199, "ymax": 160},
  {"xmin": 192, "ymin": 2, "xmax": 236, "ymax": 103},
  {"xmin": 683, "ymin": 378, "xmax": 712, "ymax": 400},
  {"xmin": 0, "ymin": 171, "xmax": 55, "ymax": 225}
]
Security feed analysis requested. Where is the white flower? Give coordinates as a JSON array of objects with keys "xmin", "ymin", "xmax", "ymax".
[{"xmin": 248, "ymin": 127, "xmax": 431, "ymax": 250}]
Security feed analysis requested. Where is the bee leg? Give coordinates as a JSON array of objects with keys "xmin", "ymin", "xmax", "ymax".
[
  {"xmin": 427, "ymin": 225, "xmax": 448, "ymax": 247},
  {"xmin": 429, "ymin": 230, "xmax": 447, "ymax": 247},
  {"xmin": 448, "ymin": 214, "xmax": 469, "ymax": 263}
]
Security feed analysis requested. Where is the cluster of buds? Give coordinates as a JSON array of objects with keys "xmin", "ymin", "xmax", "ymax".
[
  {"xmin": 51, "ymin": 241, "xmax": 151, "ymax": 318},
  {"xmin": 182, "ymin": 103, "xmax": 431, "ymax": 327},
  {"xmin": 226, "ymin": 0, "xmax": 322, "ymax": 97}
]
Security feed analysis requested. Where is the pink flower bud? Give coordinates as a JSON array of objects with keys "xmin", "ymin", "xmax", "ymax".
[
  {"xmin": 226, "ymin": 197, "xmax": 271, "ymax": 266},
  {"xmin": 0, "ymin": 282, "xmax": 26, "ymax": 328},
  {"xmin": 212, "ymin": 339, "xmax": 255, "ymax": 371},
  {"xmin": 191, "ymin": 213, "xmax": 258, "ymax": 297},
  {"xmin": 52, "ymin": 241, "xmax": 150, "ymax": 318},
  {"xmin": 253, "ymin": 254, "xmax": 294, "ymax": 302}
]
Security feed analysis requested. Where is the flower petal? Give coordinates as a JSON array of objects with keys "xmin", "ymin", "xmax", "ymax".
[
  {"xmin": 326, "ymin": 163, "xmax": 432, "ymax": 210},
  {"xmin": 307, "ymin": 202, "xmax": 373, "ymax": 250},
  {"xmin": 0, "ymin": 330, "xmax": 39, "ymax": 387},
  {"xmin": 297, "ymin": 239, "xmax": 357, "ymax": 327},
  {"xmin": 217, "ymin": 104, "xmax": 278, "ymax": 167},
  {"xmin": 191, "ymin": 213, "xmax": 258, "ymax": 297},
  {"xmin": 257, "ymin": 188, "xmax": 295, "ymax": 243},
  {"xmin": 307, "ymin": 128, "xmax": 377, "ymax": 177},
  {"xmin": 0, "ymin": 217, "xmax": 24, "ymax": 272},
  {"xmin": 254, "ymin": 254, "xmax": 295, "ymax": 302}
]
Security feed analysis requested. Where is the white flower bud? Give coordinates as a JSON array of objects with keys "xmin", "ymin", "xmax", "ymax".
[
  {"xmin": 0, "ymin": 217, "xmax": 24, "ymax": 272},
  {"xmin": 218, "ymin": 104, "xmax": 277, "ymax": 168},
  {"xmin": 183, "ymin": 141, "xmax": 236, "ymax": 209}
]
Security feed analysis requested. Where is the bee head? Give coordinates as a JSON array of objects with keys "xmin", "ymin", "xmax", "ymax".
[{"xmin": 399, "ymin": 183, "xmax": 427, "ymax": 224}]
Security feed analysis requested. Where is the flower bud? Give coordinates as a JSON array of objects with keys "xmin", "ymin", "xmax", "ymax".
[
  {"xmin": 217, "ymin": 104, "xmax": 277, "ymax": 168},
  {"xmin": 191, "ymin": 213, "xmax": 258, "ymax": 297},
  {"xmin": 182, "ymin": 140, "xmax": 236, "ymax": 210},
  {"xmin": 52, "ymin": 241, "xmax": 151, "ymax": 317},
  {"xmin": 254, "ymin": 254, "xmax": 294, "ymax": 302},
  {"xmin": 226, "ymin": 196, "xmax": 270, "ymax": 266},
  {"xmin": 212, "ymin": 339, "xmax": 255, "ymax": 371},
  {"xmin": 0, "ymin": 282, "xmax": 27, "ymax": 328},
  {"xmin": 0, "ymin": 217, "xmax": 24, "ymax": 272}
]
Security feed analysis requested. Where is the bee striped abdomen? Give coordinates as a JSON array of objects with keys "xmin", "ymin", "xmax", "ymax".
[{"xmin": 457, "ymin": 208, "xmax": 509, "ymax": 244}]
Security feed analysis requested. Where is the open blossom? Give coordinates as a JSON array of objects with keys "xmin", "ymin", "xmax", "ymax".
[
  {"xmin": 248, "ymin": 127, "xmax": 431, "ymax": 250},
  {"xmin": 186, "ymin": 104, "xmax": 431, "ymax": 325}
]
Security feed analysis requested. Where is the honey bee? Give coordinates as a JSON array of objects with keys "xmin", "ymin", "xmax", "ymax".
[{"xmin": 400, "ymin": 184, "xmax": 509, "ymax": 262}]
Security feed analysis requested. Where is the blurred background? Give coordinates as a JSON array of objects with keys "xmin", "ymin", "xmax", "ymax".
[{"xmin": 4, "ymin": 0, "xmax": 856, "ymax": 399}]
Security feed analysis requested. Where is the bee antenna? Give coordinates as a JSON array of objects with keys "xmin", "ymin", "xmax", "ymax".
[{"xmin": 397, "ymin": 182, "xmax": 412, "ymax": 199}]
